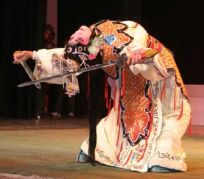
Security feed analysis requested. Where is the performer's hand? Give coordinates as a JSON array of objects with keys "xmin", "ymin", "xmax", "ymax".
[
  {"xmin": 13, "ymin": 50, "xmax": 33, "ymax": 64},
  {"xmin": 127, "ymin": 48, "xmax": 146, "ymax": 65}
]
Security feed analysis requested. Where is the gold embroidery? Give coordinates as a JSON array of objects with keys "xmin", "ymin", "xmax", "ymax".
[
  {"xmin": 121, "ymin": 69, "xmax": 152, "ymax": 144},
  {"xmin": 95, "ymin": 20, "xmax": 133, "ymax": 78}
]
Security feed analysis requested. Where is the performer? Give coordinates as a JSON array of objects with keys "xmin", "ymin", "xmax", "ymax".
[{"xmin": 13, "ymin": 20, "xmax": 191, "ymax": 173}]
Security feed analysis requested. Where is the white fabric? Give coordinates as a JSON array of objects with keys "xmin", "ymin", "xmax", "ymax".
[
  {"xmin": 81, "ymin": 78, "xmax": 190, "ymax": 172},
  {"xmin": 33, "ymin": 48, "xmax": 66, "ymax": 84}
]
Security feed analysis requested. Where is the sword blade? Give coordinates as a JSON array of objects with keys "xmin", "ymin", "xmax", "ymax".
[
  {"xmin": 17, "ymin": 54, "xmax": 128, "ymax": 88},
  {"xmin": 20, "ymin": 61, "xmax": 41, "ymax": 89},
  {"xmin": 17, "ymin": 60, "xmax": 118, "ymax": 88}
]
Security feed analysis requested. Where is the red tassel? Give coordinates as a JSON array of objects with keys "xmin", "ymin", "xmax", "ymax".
[
  {"xmin": 121, "ymin": 70, "xmax": 126, "ymax": 97},
  {"xmin": 174, "ymin": 84, "xmax": 177, "ymax": 111},
  {"xmin": 108, "ymin": 99, "xmax": 112, "ymax": 113},
  {"xmin": 177, "ymin": 99, "xmax": 183, "ymax": 120},
  {"xmin": 104, "ymin": 75, "xmax": 109, "ymax": 109},
  {"xmin": 188, "ymin": 113, "xmax": 192, "ymax": 136},
  {"xmin": 161, "ymin": 80, "xmax": 166, "ymax": 102}
]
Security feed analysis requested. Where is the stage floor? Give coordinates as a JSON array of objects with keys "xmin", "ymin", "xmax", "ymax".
[{"xmin": 0, "ymin": 117, "xmax": 204, "ymax": 179}]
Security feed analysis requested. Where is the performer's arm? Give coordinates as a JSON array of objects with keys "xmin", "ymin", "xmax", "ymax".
[
  {"xmin": 32, "ymin": 48, "xmax": 64, "ymax": 61},
  {"xmin": 121, "ymin": 22, "xmax": 172, "ymax": 82},
  {"xmin": 129, "ymin": 53, "xmax": 171, "ymax": 82},
  {"xmin": 13, "ymin": 48, "xmax": 65, "ymax": 63}
]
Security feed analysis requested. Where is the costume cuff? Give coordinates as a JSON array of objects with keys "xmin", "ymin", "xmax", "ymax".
[{"xmin": 32, "ymin": 51, "xmax": 39, "ymax": 60}]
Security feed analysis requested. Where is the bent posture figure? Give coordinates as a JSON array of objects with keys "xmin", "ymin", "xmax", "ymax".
[{"xmin": 14, "ymin": 20, "xmax": 191, "ymax": 172}]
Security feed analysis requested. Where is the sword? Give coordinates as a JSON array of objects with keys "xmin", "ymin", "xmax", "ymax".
[
  {"xmin": 17, "ymin": 54, "xmax": 128, "ymax": 88},
  {"xmin": 14, "ymin": 61, "xmax": 41, "ymax": 89}
]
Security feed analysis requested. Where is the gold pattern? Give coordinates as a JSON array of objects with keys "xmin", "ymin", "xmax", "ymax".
[
  {"xmin": 95, "ymin": 20, "xmax": 132, "ymax": 78},
  {"xmin": 121, "ymin": 69, "xmax": 152, "ymax": 144}
]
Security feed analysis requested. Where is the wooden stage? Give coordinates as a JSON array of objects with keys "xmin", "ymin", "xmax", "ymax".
[{"xmin": 0, "ymin": 117, "xmax": 204, "ymax": 179}]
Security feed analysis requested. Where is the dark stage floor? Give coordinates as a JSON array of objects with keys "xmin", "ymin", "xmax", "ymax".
[{"xmin": 0, "ymin": 116, "xmax": 204, "ymax": 179}]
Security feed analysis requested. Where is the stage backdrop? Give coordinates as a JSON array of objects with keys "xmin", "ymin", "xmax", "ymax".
[
  {"xmin": 0, "ymin": 0, "xmax": 47, "ymax": 118},
  {"xmin": 140, "ymin": 0, "xmax": 204, "ymax": 84},
  {"xmin": 0, "ymin": 0, "xmax": 203, "ymax": 119}
]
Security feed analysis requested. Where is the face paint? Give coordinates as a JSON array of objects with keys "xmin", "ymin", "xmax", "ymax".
[
  {"xmin": 64, "ymin": 43, "xmax": 91, "ymax": 67},
  {"xmin": 64, "ymin": 26, "xmax": 104, "ymax": 67}
]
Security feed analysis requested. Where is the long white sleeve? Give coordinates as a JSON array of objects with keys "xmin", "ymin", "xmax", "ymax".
[
  {"xmin": 121, "ymin": 22, "xmax": 171, "ymax": 82},
  {"xmin": 32, "ymin": 48, "xmax": 66, "ymax": 84},
  {"xmin": 33, "ymin": 48, "xmax": 65, "ymax": 61}
]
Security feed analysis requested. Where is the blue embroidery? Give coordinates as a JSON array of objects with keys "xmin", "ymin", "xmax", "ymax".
[{"xmin": 104, "ymin": 35, "xmax": 116, "ymax": 45}]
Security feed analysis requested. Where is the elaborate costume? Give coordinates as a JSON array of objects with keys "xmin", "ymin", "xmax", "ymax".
[
  {"xmin": 79, "ymin": 20, "xmax": 191, "ymax": 172},
  {"xmin": 13, "ymin": 20, "xmax": 191, "ymax": 172}
]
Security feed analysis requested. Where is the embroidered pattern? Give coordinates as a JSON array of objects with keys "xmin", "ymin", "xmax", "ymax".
[
  {"xmin": 121, "ymin": 71, "xmax": 152, "ymax": 146},
  {"xmin": 94, "ymin": 20, "xmax": 133, "ymax": 78},
  {"xmin": 157, "ymin": 151, "xmax": 183, "ymax": 161},
  {"xmin": 104, "ymin": 34, "xmax": 116, "ymax": 45}
]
